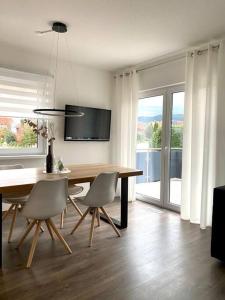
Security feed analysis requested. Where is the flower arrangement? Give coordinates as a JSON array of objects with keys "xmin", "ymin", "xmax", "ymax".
[{"xmin": 24, "ymin": 120, "xmax": 66, "ymax": 173}]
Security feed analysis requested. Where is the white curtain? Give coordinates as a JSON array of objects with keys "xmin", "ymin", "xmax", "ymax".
[
  {"xmin": 111, "ymin": 69, "xmax": 139, "ymax": 201},
  {"xmin": 181, "ymin": 40, "xmax": 225, "ymax": 229}
]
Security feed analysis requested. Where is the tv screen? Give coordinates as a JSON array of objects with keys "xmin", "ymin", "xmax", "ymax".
[{"xmin": 64, "ymin": 105, "xmax": 111, "ymax": 141}]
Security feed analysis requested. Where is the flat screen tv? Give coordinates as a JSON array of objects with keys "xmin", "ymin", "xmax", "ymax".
[{"xmin": 64, "ymin": 105, "xmax": 111, "ymax": 141}]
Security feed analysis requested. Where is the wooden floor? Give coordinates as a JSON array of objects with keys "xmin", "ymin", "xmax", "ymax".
[{"xmin": 1, "ymin": 200, "xmax": 225, "ymax": 300}]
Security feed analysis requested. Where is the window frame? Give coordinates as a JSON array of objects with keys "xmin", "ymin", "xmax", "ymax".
[{"xmin": 136, "ymin": 83, "xmax": 185, "ymax": 213}]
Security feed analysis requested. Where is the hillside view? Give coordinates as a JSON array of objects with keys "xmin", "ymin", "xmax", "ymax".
[{"xmin": 137, "ymin": 94, "xmax": 184, "ymax": 149}]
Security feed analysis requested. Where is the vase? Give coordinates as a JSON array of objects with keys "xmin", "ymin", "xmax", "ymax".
[{"xmin": 46, "ymin": 142, "xmax": 54, "ymax": 173}]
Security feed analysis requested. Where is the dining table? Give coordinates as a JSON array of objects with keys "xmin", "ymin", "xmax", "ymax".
[{"xmin": 0, "ymin": 163, "xmax": 143, "ymax": 268}]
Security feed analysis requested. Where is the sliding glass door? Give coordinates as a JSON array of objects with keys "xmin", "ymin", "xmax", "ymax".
[{"xmin": 136, "ymin": 85, "xmax": 184, "ymax": 212}]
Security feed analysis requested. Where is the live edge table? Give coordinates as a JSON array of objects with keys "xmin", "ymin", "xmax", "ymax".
[{"xmin": 0, "ymin": 163, "xmax": 143, "ymax": 268}]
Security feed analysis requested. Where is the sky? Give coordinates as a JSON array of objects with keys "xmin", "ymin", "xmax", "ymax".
[{"xmin": 138, "ymin": 92, "xmax": 184, "ymax": 117}]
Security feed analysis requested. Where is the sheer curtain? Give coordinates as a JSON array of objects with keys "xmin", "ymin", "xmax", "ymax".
[
  {"xmin": 111, "ymin": 69, "xmax": 139, "ymax": 201},
  {"xmin": 181, "ymin": 40, "xmax": 225, "ymax": 229},
  {"xmin": 0, "ymin": 67, "xmax": 53, "ymax": 118}
]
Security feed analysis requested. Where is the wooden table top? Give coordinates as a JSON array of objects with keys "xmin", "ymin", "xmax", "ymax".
[{"xmin": 0, "ymin": 163, "xmax": 143, "ymax": 196}]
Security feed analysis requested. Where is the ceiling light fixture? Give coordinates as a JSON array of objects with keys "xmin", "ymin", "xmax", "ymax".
[{"xmin": 33, "ymin": 22, "xmax": 84, "ymax": 118}]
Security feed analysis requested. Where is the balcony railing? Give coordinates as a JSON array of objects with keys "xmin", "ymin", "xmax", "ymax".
[{"xmin": 136, "ymin": 148, "xmax": 182, "ymax": 184}]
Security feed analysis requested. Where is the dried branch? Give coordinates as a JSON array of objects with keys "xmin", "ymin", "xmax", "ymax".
[{"xmin": 24, "ymin": 119, "xmax": 55, "ymax": 143}]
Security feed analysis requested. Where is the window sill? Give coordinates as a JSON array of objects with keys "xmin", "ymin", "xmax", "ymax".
[{"xmin": 0, "ymin": 155, "xmax": 46, "ymax": 160}]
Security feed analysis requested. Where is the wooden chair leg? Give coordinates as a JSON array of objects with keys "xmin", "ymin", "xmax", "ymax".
[
  {"xmin": 2, "ymin": 204, "xmax": 15, "ymax": 221},
  {"xmin": 16, "ymin": 219, "xmax": 37, "ymax": 249},
  {"xmin": 60, "ymin": 210, "xmax": 64, "ymax": 229},
  {"xmin": 18, "ymin": 204, "xmax": 23, "ymax": 212},
  {"xmin": 100, "ymin": 207, "xmax": 121, "ymax": 237},
  {"xmin": 8, "ymin": 204, "xmax": 19, "ymax": 243},
  {"xmin": 96, "ymin": 208, "xmax": 100, "ymax": 227},
  {"xmin": 47, "ymin": 219, "xmax": 72, "ymax": 254},
  {"xmin": 45, "ymin": 220, "xmax": 54, "ymax": 240},
  {"xmin": 71, "ymin": 207, "xmax": 90, "ymax": 235},
  {"xmin": 89, "ymin": 208, "xmax": 97, "ymax": 247},
  {"xmin": 27, "ymin": 218, "xmax": 44, "ymax": 233},
  {"xmin": 26, "ymin": 220, "xmax": 41, "ymax": 268},
  {"xmin": 68, "ymin": 196, "xmax": 83, "ymax": 217}
]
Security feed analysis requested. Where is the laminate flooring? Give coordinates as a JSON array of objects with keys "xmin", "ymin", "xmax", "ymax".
[{"xmin": 0, "ymin": 200, "xmax": 224, "ymax": 300}]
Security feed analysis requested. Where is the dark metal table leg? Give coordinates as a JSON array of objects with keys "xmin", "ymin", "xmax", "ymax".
[
  {"xmin": 98, "ymin": 177, "xmax": 128, "ymax": 229},
  {"xmin": 120, "ymin": 177, "xmax": 128, "ymax": 228}
]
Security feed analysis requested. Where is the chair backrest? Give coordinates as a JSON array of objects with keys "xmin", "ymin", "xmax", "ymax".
[
  {"xmin": 84, "ymin": 172, "xmax": 119, "ymax": 207},
  {"xmin": 0, "ymin": 164, "xmax": 24, "ymax": 170},
  {"xmin": 22, "ymin": 178, "xmax": 68, "ymax": 220}
]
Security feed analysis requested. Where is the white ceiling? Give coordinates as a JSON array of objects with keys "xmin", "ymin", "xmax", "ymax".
[{"xmin": 1, "ymin": 0, "xmax": 225, "ymax": 71}]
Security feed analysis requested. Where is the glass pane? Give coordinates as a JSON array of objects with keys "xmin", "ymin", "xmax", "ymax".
[
  {"xmin": 0, "ymin": 117, "xmax": 38, "ymax": 149},
  {"xmin": 169, "ymin": 92, "xmax": 184, "ymax": 206},
  {"xmin": 136, "ymin": 95, "xmax": 163, "ymax": 201}
]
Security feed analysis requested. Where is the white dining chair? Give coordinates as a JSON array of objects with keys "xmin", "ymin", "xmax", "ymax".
[
  {"xmin": 70, "ymin": 172, "xmax": 121, "ymax": 247},
  {"xmin": 1, "ymin": 164, "xmax": 30, "ymax": 242},
  {"xmin": 60, "ymin": 184, "xmax": 84, "ymax": 229},
  {"xmin": 16, "ymin": 178, "xmax": 72, "ymax": 268}
]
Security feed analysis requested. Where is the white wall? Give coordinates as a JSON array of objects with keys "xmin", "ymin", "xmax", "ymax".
[
  {"xmin": 0, "ymin": 43, "xmax": 113, "ymax": 167},
  {"xmin": 138, "ymin": 57, "xmax": 185, "ymax": 91}
]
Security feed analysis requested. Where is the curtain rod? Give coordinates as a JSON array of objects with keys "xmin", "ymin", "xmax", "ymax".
[
  {"xmin": 190, "ymin": 44, "xmax": 219, "ymax": 56},
  {"xmin": 114, "ymin": 43, "xmax": 220, "ymax": 78},
  {"xmin": 113, "ymin": 55, "xmax": 185, "ymax": 78}
]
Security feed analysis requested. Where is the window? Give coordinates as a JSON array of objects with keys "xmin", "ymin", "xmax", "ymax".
[
  {"xmin": 0, "ymin": 67, "xmax": 53, "ymax": 156},
  {"xmin": 0, "ymin": 117, "xmax": 46, "ymax": 155}
]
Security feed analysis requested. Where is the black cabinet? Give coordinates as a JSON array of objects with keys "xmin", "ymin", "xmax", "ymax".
[{"xmin": 211, "ymin": 186, "xmax": 225, "ymax": 261}]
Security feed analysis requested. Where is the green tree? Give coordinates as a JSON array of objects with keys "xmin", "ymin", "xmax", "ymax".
[
  {"xmin": 151, "ymin": 126, "xmax": 162, "ymax": 148},
  {"xmin": 171, "ymin": 127, "xmax": 183, "ymax": 148},
  {"xmin": 4, "ymin": 130, "xmax": 16, "ymax": 145},
  {"xmin": 150, "ymin": 126, "xmax": 183, "ymax": 149},
  {"xmin": 153, "ymin": 122, "xmax": 159, "ymax": 132},
  {"xmin": 20, "ymin": 124, "xmax": 37, "ymax": 147},
  {"xmin": 0, "ymin": 128, "xmax": 7, "ymax": 146}
]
